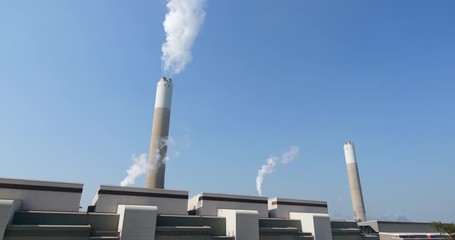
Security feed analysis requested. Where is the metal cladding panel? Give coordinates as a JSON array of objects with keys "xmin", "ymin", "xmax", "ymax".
[
  {"xmin": 0, "ymin": 178, "xmax": 82, "ymax": 212},
  {"xmin": 268, "ymin": 197, "xmax": 329, "ymax": 218},
  {"xmin": 92, "ymin": 185, "xmax": 188, "ymax": 215},
  {"xmin": 359, "ymin": 220, "xmax": 439, "ymax": 234},
  {"xmin": 290, "ymin": 212, "xmax": 333, "ymax": 240},
  {"xmin": 218, "ymin": 209, "xmax": 259, "ymax": 240},
  {"xmin": 190, "ymin": 192, "xmax": 268, "ymax": 218}
]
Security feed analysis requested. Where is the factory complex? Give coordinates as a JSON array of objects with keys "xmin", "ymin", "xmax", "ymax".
[
  {"xmin": 0, "ymin": 177, "xmax": 444, "ymax": 240},
  {"xmin": 0, "ymin": 78, "xmax": 448, "ymax": 240}
]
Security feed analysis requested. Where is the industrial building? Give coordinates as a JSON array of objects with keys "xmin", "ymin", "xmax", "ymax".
[
  {"xmin": 0, "ymin": 177, "xmax": 338, "ymax": 240},
  {"xmin": 0, "ymin": 177, "xmax": 444, "ymax": 240},
  {"xmin": 0, "ymin": 78, "xmax": 447, "ymax": 239},
  {"xmin": 358, "ymin": 221, "xmax": 447, "ymax": 240}
]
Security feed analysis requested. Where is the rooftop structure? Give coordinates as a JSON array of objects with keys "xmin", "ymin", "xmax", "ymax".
[
  {"xmin": 0, "ymin": 177, "xmax": 337, "ymax": 240},
  {"xmin": 358, "ymin": 220, "xmax": 443, "ymax": 240},
  {"xmin": 0, "ymin": 179, "xmax": 446, "ymax": 240}
]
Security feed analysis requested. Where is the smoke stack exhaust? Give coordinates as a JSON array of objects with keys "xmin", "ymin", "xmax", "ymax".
[
  {"xmin": 343, "ymin": 142, "xmax": 367, "ymax": 222},
  {"xmin": 145, "ymin": 77, "xmax": 173, "ymax": 189}
]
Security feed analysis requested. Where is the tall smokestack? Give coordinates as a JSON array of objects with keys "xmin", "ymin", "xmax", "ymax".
[
  {"xmin": 343, "ymin": 142, "xmax": 367, "ymax": 222},
  {"xmin": 145, "ymin": 77, "xmax": 173, "ymax": 189}
]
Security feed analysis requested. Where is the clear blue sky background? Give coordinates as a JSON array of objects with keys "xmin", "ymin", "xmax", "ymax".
[{"xmin": 1, "ymin": 0, "xmax": 454, "ymax": 222}]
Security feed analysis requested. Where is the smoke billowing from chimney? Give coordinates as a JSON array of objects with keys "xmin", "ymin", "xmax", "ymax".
[
  {"xmin": 161, "ymin": 0, "xmax": 207, "ymax": 75},
  {"xmin": 256, "ymin": 156, "xmax": 277, "ymax": 196},
  {"xmin": 120, "ymin": 154, "xmax": 151, "ymax": 187},
  {"xmin": 121, "ymin": 137, "xmax": 177, "ymax": 187},
  {"xmin": 155, "ymin": 136, "xmax": 176, "ymax": 165},
  {"xmin": 280, "ymin": 146, "xmax": 299, "ymax": 164},
  {"xmin": 256, "ymin": 146, "xmax": 299, "ymax": 196}
]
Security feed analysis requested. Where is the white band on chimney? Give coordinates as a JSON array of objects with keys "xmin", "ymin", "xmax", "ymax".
[
  {"xmin": 154, "ymin": 77, "xmax": 173, "ymax": 109},
  {"xmin": 343, "ymin": 141, "xmax": 367, "ymax": 222},
  {"xmin": 344, "ymin": 142, "xmax": 357, "ymax": 164}
]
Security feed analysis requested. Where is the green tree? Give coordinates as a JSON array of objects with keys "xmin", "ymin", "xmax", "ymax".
[{"xmin": 431, "ymin": 222, "xmax": 455, "ymax": 239}]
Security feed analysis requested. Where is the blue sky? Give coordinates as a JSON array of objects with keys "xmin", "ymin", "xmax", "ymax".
[{"xmin": 0, "ymin": 0, "xmax": 454, "ymax": 222}]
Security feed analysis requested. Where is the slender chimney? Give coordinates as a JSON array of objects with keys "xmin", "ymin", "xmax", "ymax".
[
  {"xmin": 145, "ymin": 77, "xmax": 173, "ymax": 189},
  {"xmin": 343, "ymin": 142, "xmax": 367, "ymax": 222}
]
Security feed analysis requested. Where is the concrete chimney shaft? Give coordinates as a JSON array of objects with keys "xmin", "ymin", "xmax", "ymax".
[
  {"xmin": 343, "ymin": 142, "xmax": 367, "ymax": 222},
  {"xmin": 145, "ymin": 77, "xmax": 173, "ymax": 189}
]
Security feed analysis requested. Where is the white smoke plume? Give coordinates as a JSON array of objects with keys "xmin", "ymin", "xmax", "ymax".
[
  {"xmin": 280, "ymin": 146, "xmax": 299, "ymax": 165},
  {"xmin": 120, "ymin": 154, "xmax": 151, "ymax": 186},
  {"xmin": 120, "ymin": 137, "xmax": 178, "ymax": 187},
  {"xmin": 256, "ymin": 146, "xmax": 300, "ymax": 196},
  {"xmin": 161, "ymin": 136, "xmax": 176, "ymax": 164},
  {"xmin": 161, "ymin": 0, "xmax": 207, "ymax": 75},
  {"xmin": 256, "ymin": 156, "xmax": 278, "ymax": 196}
]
